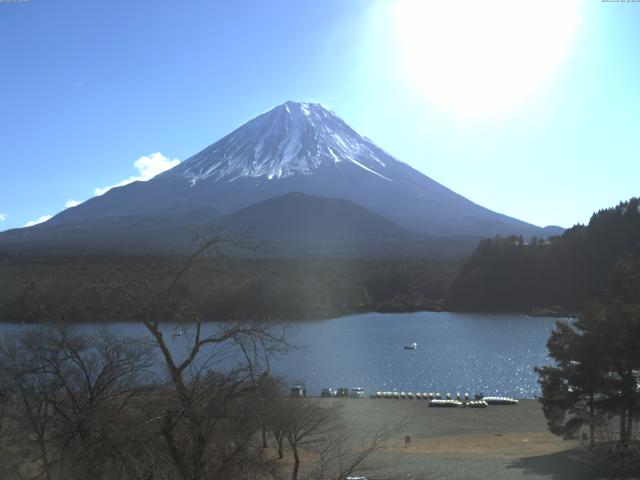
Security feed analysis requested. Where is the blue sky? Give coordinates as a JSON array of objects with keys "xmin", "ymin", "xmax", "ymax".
[{"xmin": 0, "ymin": 0, "xmax": 638, "ymax": 231}]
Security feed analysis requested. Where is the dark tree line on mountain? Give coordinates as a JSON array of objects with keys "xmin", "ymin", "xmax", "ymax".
[
  {"xmin": 2, "ymin": 197, "xmax": 639, "ymax": 322},
  {"xmin": 536, "ymin": 246, "xmax": 640, "ymax": 473},
  {"xmin": 0, "ymin": 253, "xmax": 458, "ymax": 324},
  {"xmin": 0, "ymin": 238, "xmax": 396, "ymax": 480},
  {"xmin": 447, "ymin": 197, "xmax": 640, "ymax": 312}
]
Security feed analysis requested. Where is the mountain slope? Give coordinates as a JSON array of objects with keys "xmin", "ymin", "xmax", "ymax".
[
  {"xmin": 0, "ymin": 193, "xmax": 477, "ymax": 257},
  {"xmin": 0, "ymin": 101, "xmax": 562, "ymax": 255},
  {"xmin": 214, "ymin": 192, "xmax": 413, "ymax": 238},
  {"xmin": 0, "ymin": 207, "xmax": 220, "ymax": 254}
]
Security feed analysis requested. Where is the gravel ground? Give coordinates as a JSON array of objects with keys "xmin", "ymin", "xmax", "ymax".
[{"xmin": 320, "ymin": 398, "xmax": 617, "ymax": 480}]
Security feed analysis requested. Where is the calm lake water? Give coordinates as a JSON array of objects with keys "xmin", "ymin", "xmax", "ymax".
[{"xmin": 0, "ymin": 311, "xmax": 561, "ymax": 398}]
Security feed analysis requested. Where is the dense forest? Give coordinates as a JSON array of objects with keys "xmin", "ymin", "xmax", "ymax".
[
  {"xmin": 0, "ymin": 253, "xmax": 458, "ymax": 323},
  {"xmin": 447, "ymin": 197, "xmax": 640, "ymax": 313},
  {"xmin": 2, "ymin": 197, "xmax": 639, "ymax": 323}
]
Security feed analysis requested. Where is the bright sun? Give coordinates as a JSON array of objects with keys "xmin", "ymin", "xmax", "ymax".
[{"xmin": 393, "ymin": 0, "xmax": 583, "ymax": 117}]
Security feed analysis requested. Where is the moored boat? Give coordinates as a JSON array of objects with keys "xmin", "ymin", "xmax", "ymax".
[
  {"xmin": 482, "ymin": 396, "xmax": 518, "ymax": 405},
  {"xmin": 428, "ymin": 399, "xmax": 463, "ymax": 408}
]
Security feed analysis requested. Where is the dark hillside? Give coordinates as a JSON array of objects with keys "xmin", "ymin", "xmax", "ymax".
[{"xmin": 447, "ymin": 197, "xmax": 640, "ymax": 312}]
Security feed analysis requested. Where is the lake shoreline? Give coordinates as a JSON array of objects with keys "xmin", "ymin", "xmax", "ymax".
[{"xmin": 0, "ymin": 303, "xmax": 575, "ymax": 325}]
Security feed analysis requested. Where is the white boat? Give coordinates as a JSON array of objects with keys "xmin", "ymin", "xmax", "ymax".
[
  {"xmin": 428, "ymin": 399, "xmax": 463, "ymax": 408},
  {"xmin": 172, "ymin": 329, "xmax": 184, "ymax": 338},
  {"xmin": 482, "ymin": 396, "xmax": 519, "ymax": 405},
  {"xmin": 404, "ymin": 342, "xmax": 417, "ymax": 350}
]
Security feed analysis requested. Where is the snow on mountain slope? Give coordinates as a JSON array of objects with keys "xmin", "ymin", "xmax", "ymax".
[{"xmin": 167, "ymin": 101, "xmax": 394, "ymax": 184}]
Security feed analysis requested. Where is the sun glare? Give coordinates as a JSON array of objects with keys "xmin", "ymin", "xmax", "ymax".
[{"xmin": 394, "ymin": 0, "xmax": 583, "ymax": 117}]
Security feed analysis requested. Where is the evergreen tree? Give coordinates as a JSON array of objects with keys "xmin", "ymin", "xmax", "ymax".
[
  {"xmin": 537, "ymin": 248, "xmax": 640, "ymax": 445},
  {"xmin": 536, "ymin": 304, "xmax": 610, "ymax": 445}
]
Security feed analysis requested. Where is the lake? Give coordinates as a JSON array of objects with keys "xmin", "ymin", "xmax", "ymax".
[{"xmin": 0, "ymin": 311, "xmax": 561, "ymax": 398}]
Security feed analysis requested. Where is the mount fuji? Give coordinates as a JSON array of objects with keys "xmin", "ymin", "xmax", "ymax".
[{"xmin": 0, "ymin": 101, "xmax": 562, "ymax": 256}]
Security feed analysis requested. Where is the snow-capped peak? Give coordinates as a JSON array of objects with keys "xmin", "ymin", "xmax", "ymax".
[{"xmin": 166, "ymin": 101, "xmax": 398, "ymax": 185}]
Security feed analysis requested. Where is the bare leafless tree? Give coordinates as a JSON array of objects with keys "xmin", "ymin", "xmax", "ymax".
[
  {"xmin": 310, "ymin": 419, "xmax": 402, "ymax": 480},
  {"xmin": 281, "ymin": 399, "xmax": 340, "ymax": 480},
  {"xmin": 103, "ymin": 234, "xmax": 293, "ymax": 480},
  {"xmin": 265, "ymin": 393, "xmax": 290, "ymax": 460},
  {"xmin": 0, "ymin": 327, "xmax": 154, "ymax": 480},
  {"xmin": 268, "ymin": 397, "xmax": 401, "ymax": 480},
  {"xmin": 0, "ymin": 329, "xmax": 66, "ymax": 480}
]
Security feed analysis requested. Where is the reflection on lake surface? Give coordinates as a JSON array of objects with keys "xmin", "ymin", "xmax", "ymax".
[
  {"xmin": 278, "ymin": 312, "xmax": 558, "ymax": 398},
  {"xmin": 0, "ymin": 311, "xmax": 561, "ymax": 398}
]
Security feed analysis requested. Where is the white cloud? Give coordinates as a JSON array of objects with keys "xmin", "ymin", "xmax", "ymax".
[
  {"xmin": 23, "ymin": 199, "xmax": 81, "ymax": 229},
  {"xmin": 19, "ymin": 152, "xmax": 179, "ymax": 229},
  {"xmin": 94, "ymin": 152, "xmax": 180, "ymax": 196},
  {"xmin": 24, "ymin": 215, "xmax": 53, "ymax": 227},
  {"xmin": 0, "ymin": 213, "xmax": 6, "ymax": 222}
]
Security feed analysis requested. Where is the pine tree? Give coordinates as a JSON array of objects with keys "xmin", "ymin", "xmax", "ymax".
[{"xmin": 537, "ymin": 247, "xmax": 640, "ymax": 446}]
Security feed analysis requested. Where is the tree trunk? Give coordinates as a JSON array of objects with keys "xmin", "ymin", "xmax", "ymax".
[
  {"xmin": 620, "ymin": 409, "xmax": 627, "ymax": 444},
  {"xmin": 262, "ymin": 425, "xmax": 268, "ymax": 449},
  {"xmin": 588, "ymin": 392, "xmax": 595, "ymax": 448},
  {"xmin": 620, "ymin": 361, "xmax": 636, "ymax": 445},
  {"xmin": 162, "ymin": 412, "xmax": 191, "ymax": 480},
  {"xmin": 192, "ymin": 431, "xmax": 207, "ymax": 480},
  {"xmin": 291, "ymin": 444, "xmax": 300, "ymax": 480},
  {"xmin": 625, "ymin": 364, "xmax": 634, "ymax": 445},
  {"xmin": 38, "ymin": 438, "xmax": 53, "ymax": 480},
  {"xmin": 277, "ymin": 435, "xmax": 284, "ymax": 459}
]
